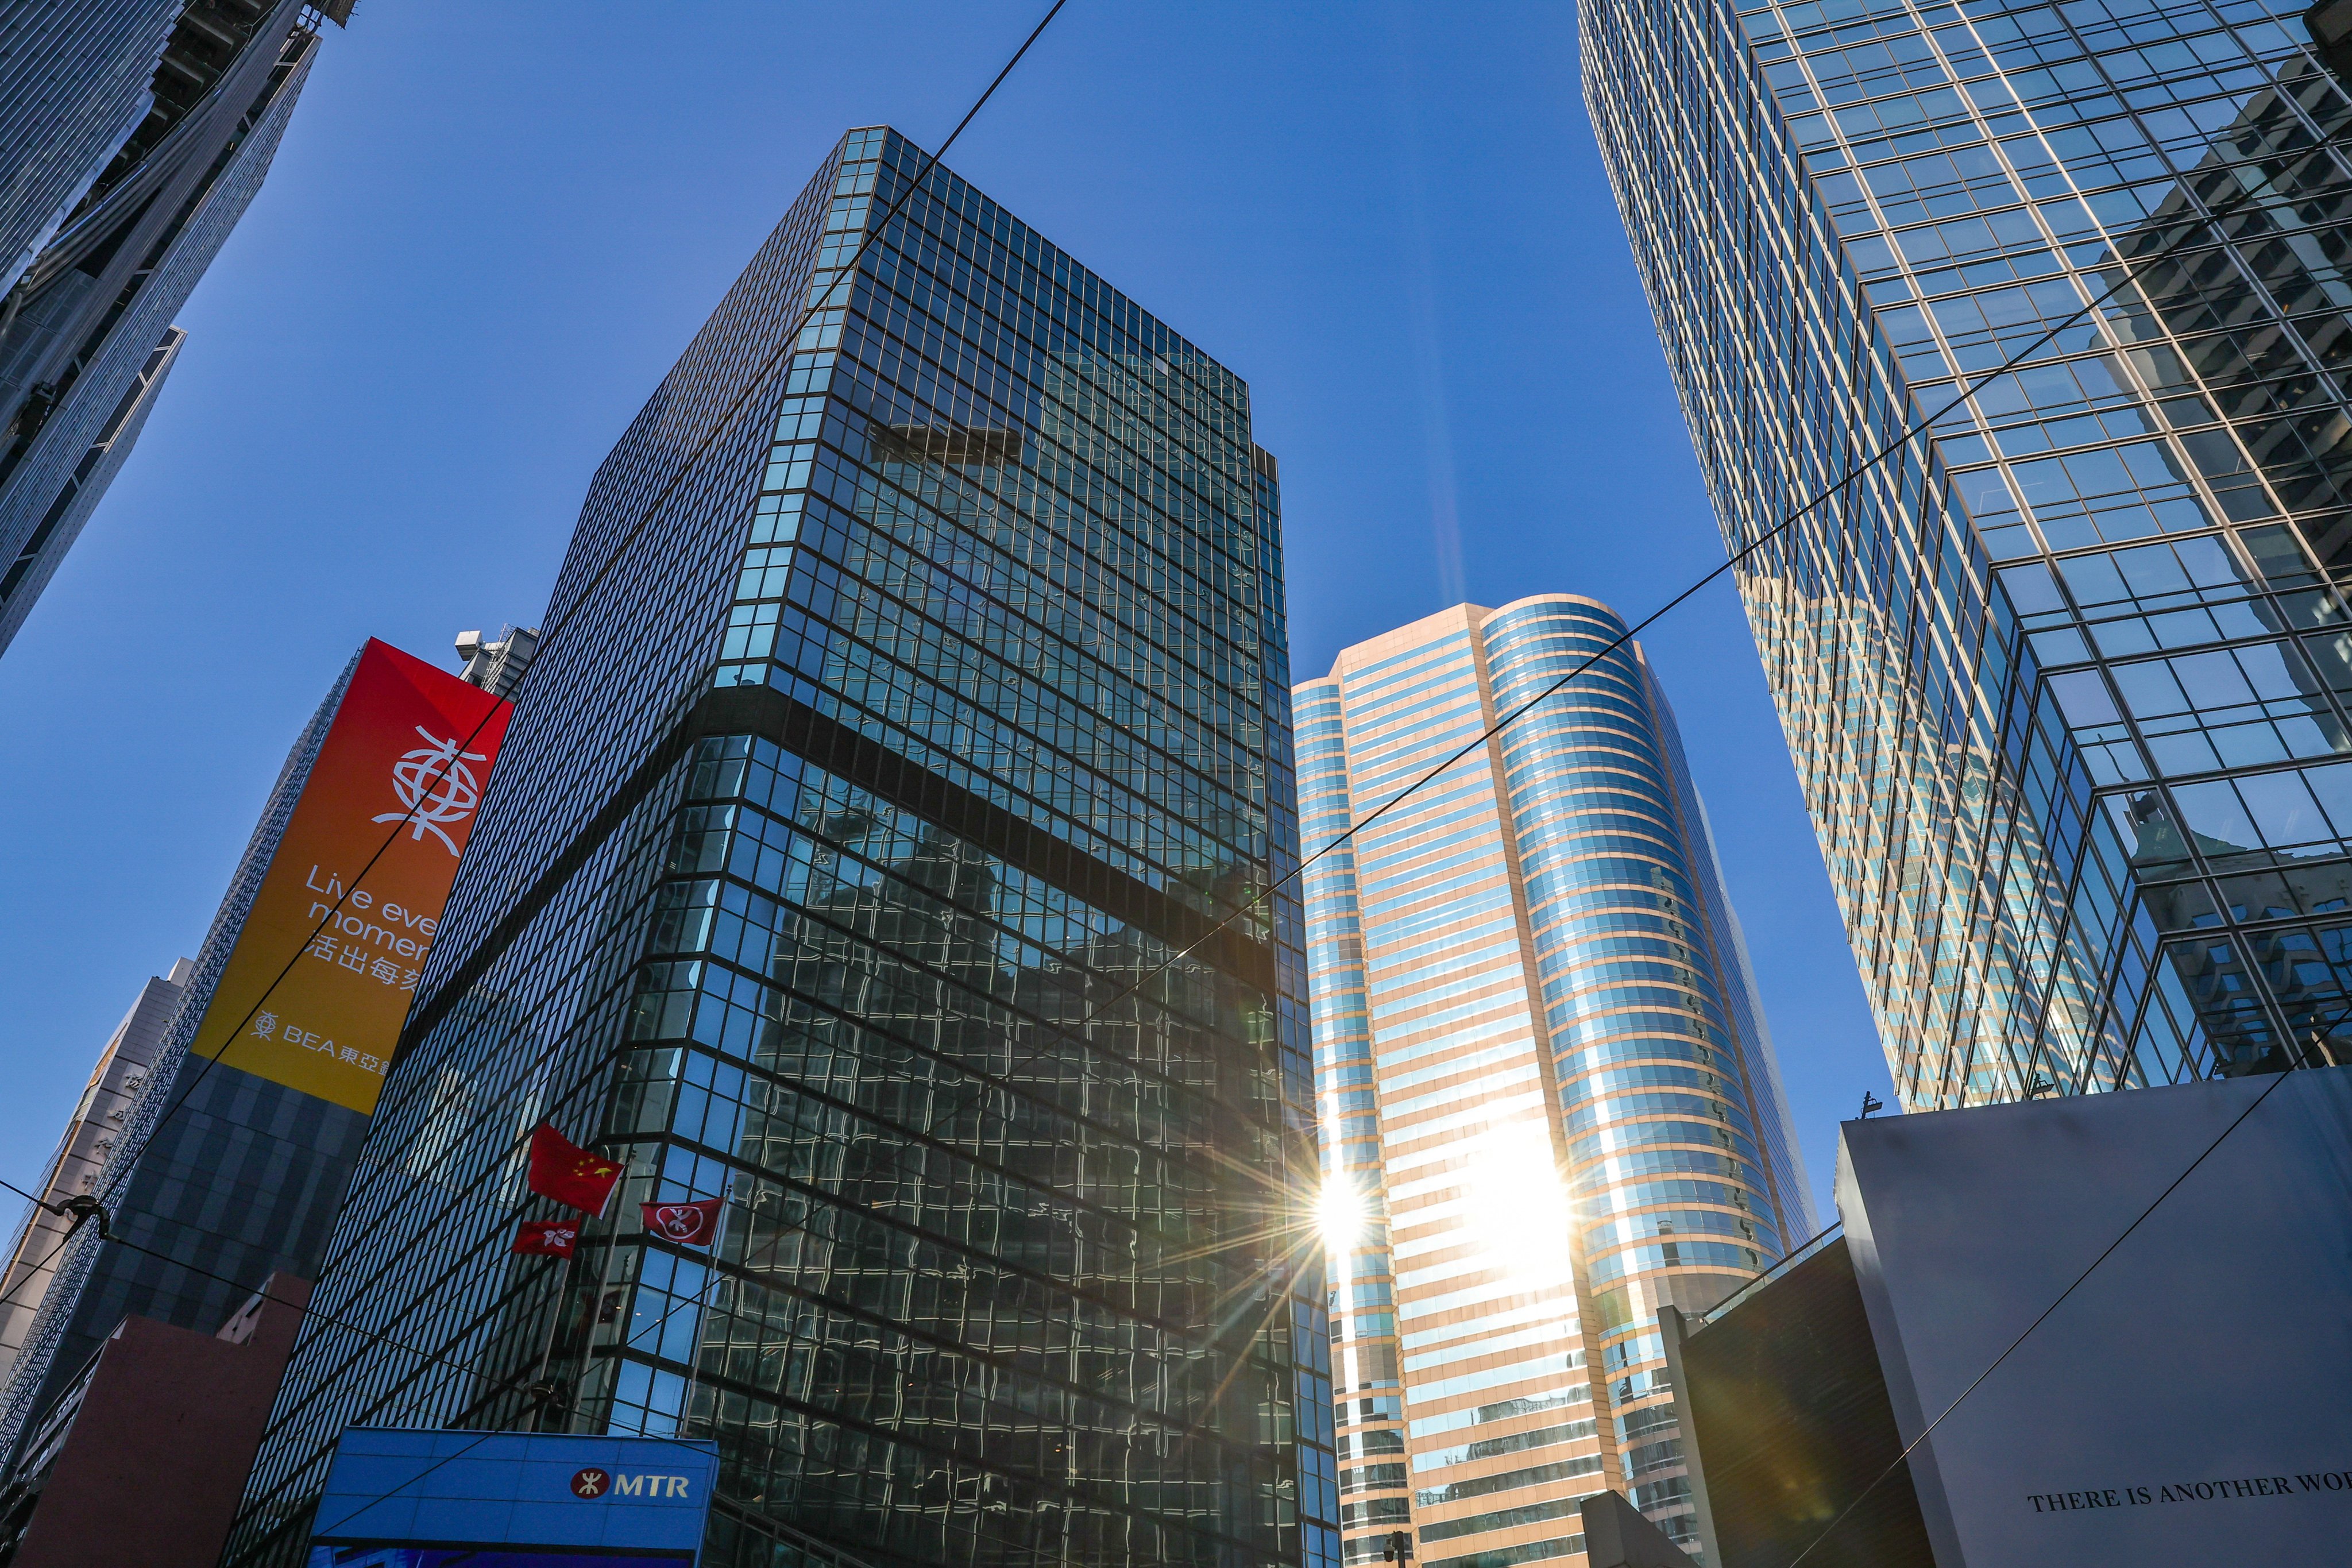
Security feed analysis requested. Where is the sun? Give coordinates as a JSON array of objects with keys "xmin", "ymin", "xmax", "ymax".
[
  {"xmin": 1316, "ymin": 1179, "xmax": 1365, "ymax": 1253},
  {"xmin": 1464, "ymin": 1119, "xmax": 1573, "ymax": 1281}
]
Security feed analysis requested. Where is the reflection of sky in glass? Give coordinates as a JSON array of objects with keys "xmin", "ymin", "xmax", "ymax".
[{"xmin": 1592, "ymin": 0, "xmax": 2352, "ymax": 1088}]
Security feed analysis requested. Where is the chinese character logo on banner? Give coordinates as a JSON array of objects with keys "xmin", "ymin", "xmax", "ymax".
[{"xmin": 373, "ymin": 727, "xmax": 489, "ymax": 853}]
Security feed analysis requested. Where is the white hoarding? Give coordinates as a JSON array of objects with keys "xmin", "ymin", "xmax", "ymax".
[{"xmin": 1839, "ymin": 1066, "xmax": 2352, "ymax": 1567}]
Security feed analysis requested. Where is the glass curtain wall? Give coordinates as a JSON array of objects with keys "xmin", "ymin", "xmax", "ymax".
[
  {"xmin": 1297, "ymin": 681, "xmax": 1411, "ymax": 1559},
  {"xmin": 226, "ymin": 127, "xmax": 1335, "ymax": 1568},
  {"xmin": 1300, "ymin": 598, "xmax": 1812, "ymax": 1558},
  {"xmin": 0, "ymin": 1, "xmax": 325, "ymax": 654},
  {"xmin": 1587, "ymin": 0, "xmax": 2352, "ymax": 1100}
]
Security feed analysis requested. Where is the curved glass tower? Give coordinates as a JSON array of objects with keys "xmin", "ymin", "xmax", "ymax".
[
  {"xmin": 1299, "ymin": 598, "xmax": 1812, "ymax": 1559},
  {"xmin": 1587, "ymin": 0, "xmax": 2352, "ymax": 1100}
]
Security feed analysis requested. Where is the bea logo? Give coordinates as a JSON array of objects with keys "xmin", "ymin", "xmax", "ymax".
[
  {"xmin": 571, "ymin": 1466, "xmax": 693, "ymax": 1500},
  {"xmin": 374, "ymin": 728, "xmax": 488, "ymax": 855}
]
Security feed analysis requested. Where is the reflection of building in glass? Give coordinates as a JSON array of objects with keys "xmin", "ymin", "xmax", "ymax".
[
  {"xmin": 228, "ymin": 128, "xmax": 1333, "ymax": 1568},
  {"xmin": 0, "ymin": 0, "xmax": 343, "ymax": 655},
  {"xmin": 1298, "ymin": 599, "xmax": 1813, "ymax": 1556},
  {"xmin": 1588, "ymin": 0, "xmax": 2352, "ymax": 1098}
]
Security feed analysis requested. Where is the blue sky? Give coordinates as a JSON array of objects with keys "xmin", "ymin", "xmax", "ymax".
[{"xmin": 0, "ymin": 1, "xmax": 1891, "ymax": 1218}]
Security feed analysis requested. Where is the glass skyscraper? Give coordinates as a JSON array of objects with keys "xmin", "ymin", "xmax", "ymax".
[
  {"xmin": 0, "ymin": 0, "xmax": 340, "ymax": 655},
  {"xmin": 0, "ymin": 0, "xmax": 182, "ymax": 295},
  {"xmin": 1297, "ymin": 598, "xmax": 1812, "ymax": 1559},
  {"xmin": 1588, "ymin": 0, "xmax": 2352, "ymax": 1102},
  {"xmin": 227, "ymin": 128, "xmax": 1335, "ymax": 1568}
]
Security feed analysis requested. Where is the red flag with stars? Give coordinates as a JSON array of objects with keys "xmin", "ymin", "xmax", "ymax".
[
  {"xmin": 527, "ymin": 1123, "xmax": 623, "ymax": 1215},
  {"xmin": 510, "ymin": 1219, "xmax": 579, "ymax": 1258}
]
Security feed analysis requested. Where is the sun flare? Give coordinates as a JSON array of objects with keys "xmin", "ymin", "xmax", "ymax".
[{"xmin": 1316, "ymin": 1179, "xmax": 1365, "ymax": 1253}]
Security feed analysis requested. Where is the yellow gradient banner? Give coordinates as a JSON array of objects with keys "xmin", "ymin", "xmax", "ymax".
[{"xmin": 188, "ymin": 639, "xmax": 512, "ymax": 1113}]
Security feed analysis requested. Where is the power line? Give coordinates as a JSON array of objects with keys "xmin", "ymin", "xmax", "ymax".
[
  {"xmin": 86, "ymin": 0, "xmax": 1076, "ymax": 1222},
  {"xmin": 0, "ymin": 1164, "xmax": 895, "ymax": 1568},
  {"xmin": 1, "ymin": 997, "xmax": 2311, "ymax": 1568},
  {"xmin": 595, "ymin": 168, "xmax": 2293, "ymax": 1377},
  {"xmin": 389, "ymin": 169, "xmax": 2318, "ymax": 1504},
  {"xmin": 216, "ymin": 57, "xmax": 2352, "ymax": 1563},
  {"xmin": 0, "ymin": 671, "xmax": 520, "ymax": 1445},
  {"xmin": 223, "ymin": 136, "xmax": 2305, "ymax": 1548},
  {"xmin": 32, "ymin": 33, "xmax": 2307, "ymax": 1563},
  {"xmin": 536, "ymin": 0, "xmax": 1070, "ymax": 642},
  {"xmin": 1778, "ymin": 1056, "xmax": 2303, "ymax": 1568}
]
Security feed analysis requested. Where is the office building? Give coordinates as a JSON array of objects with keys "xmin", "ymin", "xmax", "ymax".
[
  {"xmin": 0, "ymin": 637, "xmax": 507, "ymax": 1466},
  {"xmin": 1663, "ymin": 1067, "xmax": 2352, "ymax": 1567},
  {"xmin": 0, "ymin": 660, "xmax": 355, "ymax": 1459},
  {"xmin": 1586, "ymin": 0, "xmax": 2352, "ymax": 1100},
  {"xmin": 0, "ymin": 0, "xmax": 180, "ymax": 296},
  {"xmin": 0, "ymin": 0, "xmax": 346, "ymax": 656},
  {"xmin": 1297, "ymin": 599, "xmax": 1813, "ymax": 1559},
  {"xmin": 226, "ymin": 127, "xmax": 1335, "ymax": 1568},
  {"xmin": 0, "ymin": 959, "xmax": 192, "ymax": 1388}
]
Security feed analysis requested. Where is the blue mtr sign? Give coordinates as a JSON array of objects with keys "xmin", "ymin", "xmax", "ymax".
[{"xmin": 306, "ymin": 1427, "xmax": 717, "ymax": 1567}]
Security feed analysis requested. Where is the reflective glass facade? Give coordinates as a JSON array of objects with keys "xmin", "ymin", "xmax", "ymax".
[
  {"xmin": 0, "ymin": 0, "xmax": 324, "ymax": 655},
  {"xmin": 0, "ymin": 0, "xmax": 179, "ymax": 294},
  {"xmin": 229, "ymin": 128, "xmax": 1334, "ymax": 1568},
  {"xmin": 1299, "ymin": 599, "xmax": 1812, "ymax": 1559},
  {"xmin": 1588, "ymin": 0, "xmax": 2352, "ymax": 1102}
]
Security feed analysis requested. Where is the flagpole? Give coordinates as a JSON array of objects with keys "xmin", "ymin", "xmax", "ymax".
[
  {"xmin": 676, "ymin": 1176, "xmax": 735, "ymax": 1438},
  {"xmin": 518, "ymin": 1124, "xmax": 628, "ymax": 1432},
  {"xmin": 576, "ymin": 1158, "xmax": 638, "ymax": 1423},
  {"xmin": 528, "ymin": 1246, "xmax": 575, "ymax": 1431}
]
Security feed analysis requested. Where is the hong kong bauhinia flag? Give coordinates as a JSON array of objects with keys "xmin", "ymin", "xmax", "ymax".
[
  {"xmin": 640, "ymin": 1196, "xmax": 723, "ymax": 1248},
  {"xmin": 510, "ymin": 1219, "xmax": 580, "ymax": 1258},
  {"xmin": 527, "ymin": 1123, "xmax": 624, "ymax": 1215}
]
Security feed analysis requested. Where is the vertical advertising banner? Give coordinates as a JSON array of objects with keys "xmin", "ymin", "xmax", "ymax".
[{"xmin": 188, "ymin": 639, "xmax": 512, "ymax": 1115}]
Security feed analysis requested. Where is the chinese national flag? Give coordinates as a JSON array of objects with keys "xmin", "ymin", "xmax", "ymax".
[
  {"xmin": 511, "ymin": 1219, "xmax": 580, "ymax": 1258},
  {"xmin": 527, "ymin": 1123, "xmax": 623, "ymax": 1215},
  {"xmin": 640, "ymin": 1196, "xmax": 723, "ymax": 1248}
]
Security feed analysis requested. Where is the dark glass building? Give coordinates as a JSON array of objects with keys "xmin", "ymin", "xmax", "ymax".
[
  {"xmin": 227, "ymin": 127, "xmax": 1335, "ymax": 1568},
  {"xmin": 1588, "ymin": 0, "xmax": 2352, "ymax": 1100},
  {"xmin": 0, "ymin": 0, "xmax": 341, "ymax": 655}
]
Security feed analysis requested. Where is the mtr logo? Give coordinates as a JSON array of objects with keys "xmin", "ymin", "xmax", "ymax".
[{"xmin": 570, "ymin": 1467, "xmax": 694, "ymax": 1500}]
